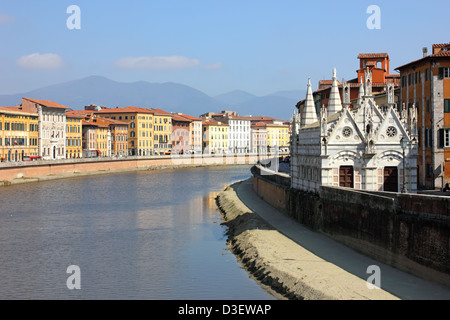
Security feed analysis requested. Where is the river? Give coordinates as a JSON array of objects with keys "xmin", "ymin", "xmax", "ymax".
[{"xmin": 0, "ymin": 165, "xmax": 275, "ymax": 300}]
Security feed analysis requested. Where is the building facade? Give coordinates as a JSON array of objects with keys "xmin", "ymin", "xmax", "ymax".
[
  {"xmin": 149, "ymin": 108, "xmax": 172, "ymax": 155},
  {"xmin": 291, "ymin": 69, "xmax": 418, "ymax": 194},
  {"xmin": 210, "ymin": 111, "xmax": 251, "ymax": 153},
  {"xmin": 65, "ymin": 112, "xmax": 83, "ymax": 159},
  {"xmin": 21, "ymin": 98, "xmax": 69, "ymax": 160},
  {"xmin": 0, "ymin": 107, "xmax": 39, "ymax": 161},
  {"xmin": 250, "ymin": 122, "xmax": 268, "ymax": 154},
  {"xmin": 202, "ymin": 118, "xmax": 229, "ymax": 154},
  {"xmin": 94, "ymin": 106, "xmax": 153, "ymax": 156},
  {"xmin": 395, "ymin": 42, "xmax": 450, "ymax": 189},
  {"xmin": 171, "ymin": 113, "xmax": 192, "ymax": 154}
]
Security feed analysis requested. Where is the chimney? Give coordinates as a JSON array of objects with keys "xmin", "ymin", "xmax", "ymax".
[{"xmin": 423, "ymin": 47, "xmax": 428, "ymax": 57}]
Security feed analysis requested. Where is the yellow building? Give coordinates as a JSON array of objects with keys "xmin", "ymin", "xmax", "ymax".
[
  {"xmin": 266, "ymin": 124, "xmax": 290, "ymax": 153},
  {"xmin": 65, "ymin": 111, "xmax": 83, "ymax": 158},
  {"xmin": 202, "ymin": 119, "xmax": 229, "ymax": 154},
  {"xmin": 0, "ymin": 107, "xmax": 39, "ymax": 161},
  {"xmin": 149, "ymin": 108, "xmax": 173, "ymax": 155},
  {"xmin": 95, "ymin": 123, "xmax": 110, "ymax": 157},
  {"xmin": 94, "ymin": 106, "xmax": 154, "ymax": 156}
]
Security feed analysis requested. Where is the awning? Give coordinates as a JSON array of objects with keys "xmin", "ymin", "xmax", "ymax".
[{"xmin": 96, "ymin": 150, "xmax": 102, "ymax": 154}]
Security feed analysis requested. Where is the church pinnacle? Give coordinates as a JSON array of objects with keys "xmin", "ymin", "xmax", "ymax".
[
  {"xmin": 300, "ymin": 78, "xmax": 318, "ymax": 127},
  {"xmin": 327, "ymin": 68, "xmax": 343, "ymax": 117}
]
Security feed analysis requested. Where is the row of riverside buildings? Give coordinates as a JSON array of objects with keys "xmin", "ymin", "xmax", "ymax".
[
  {"xmin": 0, "ymin": 99, "xmax": 291, "ymax": 162},
  {"xmin": 292, "ymin": 42, "xmax": 450, "ymax": 192}
]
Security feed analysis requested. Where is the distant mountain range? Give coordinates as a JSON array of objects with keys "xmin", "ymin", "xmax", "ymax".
[{"xmin": 0, "ymin": 76, "xmax": 305, "ymax": 121}]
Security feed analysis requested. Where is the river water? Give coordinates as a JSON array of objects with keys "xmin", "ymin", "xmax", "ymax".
[{"xmin": 0, "ymin": 165, "xmax": 275, "ymax": 300}]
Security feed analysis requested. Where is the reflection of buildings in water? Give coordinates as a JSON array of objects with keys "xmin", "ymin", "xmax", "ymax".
[{"xmin": 204, "ymin": 191, "xmax": 220, "ymax": 212}]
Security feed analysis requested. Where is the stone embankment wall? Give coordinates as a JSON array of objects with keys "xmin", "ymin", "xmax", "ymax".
[
  {"xmin": 0, "ymin": 154, "xmax": 263, "ymax": 186},
  {"xmin": 252, "ymin": 165, "xmax": 450, "ymax": 288}
]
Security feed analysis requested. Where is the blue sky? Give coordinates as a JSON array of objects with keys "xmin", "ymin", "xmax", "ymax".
[{"xmin": 0, "ymin": 0, "xmax": 449, "ymax": 97}]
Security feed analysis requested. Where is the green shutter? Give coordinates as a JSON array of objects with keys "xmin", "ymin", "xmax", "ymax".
[
  {"xmin": 446, "ymin": 100, "xmax": 450, "ymax": 113},
  {"xmin": 439, "ymin": 67, "xmax": 444, "ymax": 80},
  {"xmin": 439, "ymin": 129, "xmax": 445, "ymax": 148}
]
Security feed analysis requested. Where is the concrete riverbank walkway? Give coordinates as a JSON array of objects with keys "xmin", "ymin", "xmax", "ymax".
[{"xmin": 233, "ymin": 178, "xmax": 450, "ymax": 300}]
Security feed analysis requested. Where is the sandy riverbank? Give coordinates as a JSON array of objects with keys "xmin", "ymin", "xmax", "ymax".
[{"xmin": 216, "ymin": 180, "xmax": 400, "ymax": 300}]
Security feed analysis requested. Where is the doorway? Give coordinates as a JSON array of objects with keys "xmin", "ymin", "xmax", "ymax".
[
  {"xmin": 339, "ymin": 166, "xmax": 354, "ymax": 188},
  {"xmin": 384, "ymin": 167, "xmax": 399, "ymax": 192}
]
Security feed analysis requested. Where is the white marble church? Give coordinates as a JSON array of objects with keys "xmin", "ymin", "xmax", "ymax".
[{"xmin": 290, "ymin": 68, "xmax": 418, "ymax": 193}]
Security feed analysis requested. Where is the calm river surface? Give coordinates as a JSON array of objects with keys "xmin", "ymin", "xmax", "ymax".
[{"xmin": 0, "ymin": 165, "xmax": 275, "ymax": 300}]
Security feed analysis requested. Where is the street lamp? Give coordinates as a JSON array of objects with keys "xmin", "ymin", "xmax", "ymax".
[{"xmin": 400, "ymin": 137, "xmax": 408, "ymax": 193}]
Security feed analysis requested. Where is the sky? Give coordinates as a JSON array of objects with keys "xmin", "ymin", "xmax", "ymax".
[{"xmin": 0, "ymin": 0, "xmax": 449, "ymax": 97}]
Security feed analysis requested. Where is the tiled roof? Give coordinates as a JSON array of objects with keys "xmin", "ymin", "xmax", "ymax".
[
  {"xmin": 395, "ymin": 49, "xmax": 450, "ymax": 70},
  {"xmin": 432, "ymin": 43, "xmax": 450, "ymax": 48},
  {"xmin": 95, "ymin": 117, "xmax": 128, "ymax": 127},
  {"xmin": 23, "ymin": 97, "xmax": 70, "ymax": 109},
  {"xmin": 249, "ymin": 116, "xmax": 282, "ymax": 121},
  {"xmin": 149, "ymin": 108, "xmax": 172, "ymax": 115},
  {"xmin": 431, "ymin": 50, "xmax": 450, "ymax": 57},
  {"xmin": 66, "ymin": 110, "xmax": 86, "ymax": 118},
  {"xmin": 171, "ymin": 114, "xmax": 192, "ymax": 122},
  {"xmin": 180, "ymin": 114, "xmax": 202, "ymax": 121},
  {"xmin": 94, "ymin": 106, "xmax": 154, "ymax": 114},
  {"xmin": 357, "ymin": 53, "xmax": 389, "ymax": 59},
  {"xmin": 202, "ymin": 119, "xmax": 228, "ymax": 126},
  {"xmin": 0, "ymin": 106, "xmax": 38, "ymax": 116}
]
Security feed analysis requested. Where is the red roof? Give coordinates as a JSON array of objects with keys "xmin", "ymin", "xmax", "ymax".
[
  {"xmin": 432, "ymin": 42, "xmax": 450, "ymax": 48},
  {"xmin": 357, "ymin": 53, "xmax": 389, "ymax": 59},
  {"xmin": 149, "ymin": 108, "xmax": 171, "ymax": 115},
  {"xmin": 395, "ymin": 49, "xmax": 450, "ymax": 70},
  {"xmin": 23, "ymin": 97, "xmax": 70, "ymax": 109},
  {"xmin": 171, "ymin": 114, "xmax": 192, "ymax": 122},
  {"xmin": 0, "ymin": 106, "xmax": 38, "ymax": 116},
  {"xmin": 94, "ymin": 106, "xmax": 154, "ymax": 114}
]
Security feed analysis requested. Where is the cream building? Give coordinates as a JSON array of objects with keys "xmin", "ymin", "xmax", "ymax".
[{"xmin": 21, "ymin": 98, "xmax": 69, "ymax": 160}]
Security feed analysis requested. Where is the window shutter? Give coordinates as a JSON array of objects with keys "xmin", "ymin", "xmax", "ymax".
[
  {"xmin": 439, "ymin": 129, "xmax": 445, "ymax": 148},
  {"xmin": 439, "ymin": 67, "xmax": 444, "ymax": 80}
]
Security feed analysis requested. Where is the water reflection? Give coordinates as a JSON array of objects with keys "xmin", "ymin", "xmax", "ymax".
[{"xmin": 0, "ymin": 165, "xmax": 273, "ymax": 300}]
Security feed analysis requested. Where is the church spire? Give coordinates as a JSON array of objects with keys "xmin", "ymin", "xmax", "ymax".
[
  {"xmin": 327, "ymin": 68, "xmax": 342, "ymax": 117},
  {"xmin": 300, "ymin": 78, "xmax": 318, "ymax": 127}
]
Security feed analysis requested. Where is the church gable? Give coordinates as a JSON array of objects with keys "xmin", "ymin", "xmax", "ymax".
[
  {"xmin": 373, "ymin": 106, "xmax": 409, "ymax": 145},
  {"xmin": 327, "ymin": 108, "xmax": 365, "ymax": 146}
]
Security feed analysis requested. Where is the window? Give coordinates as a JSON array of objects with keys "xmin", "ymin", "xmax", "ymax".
[
  {"xmin": 445, "ymin": 100, "xmax": 450, "ymax": 113},
  {"xmin": 425, "ymin": 128, "xmax": 433, "ymax": 148},
  {"xmin": 439, "ymin": 67, "xmax": 450, "ymax": 79},
  {"xmin": 443, "ymin": 129, "xmax": 450, "ymax": 148}
]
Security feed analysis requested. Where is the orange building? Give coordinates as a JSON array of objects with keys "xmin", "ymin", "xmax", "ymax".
[
  {"xmin": 299, "ymin": 52, "xmax": 400, "ymax": 114},
  {"xmin": 95, "ymin": 117, "xmax": 128, "ymax": 157},
  {"xmin": 395, "ymin": 42, "xmax": 450, "ymax": 189}
]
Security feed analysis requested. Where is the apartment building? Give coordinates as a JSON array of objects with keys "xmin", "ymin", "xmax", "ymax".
[
  {"xmin": 21, "ymin": 98, "xmax": 69, "ymax": 160},
  {"xmin": 395, "ymin": 42, "xmax": 450, "ymax": 189},
  {"xmin": 0, "ymin": 106, "xmax": 39, "ymax": 161}
]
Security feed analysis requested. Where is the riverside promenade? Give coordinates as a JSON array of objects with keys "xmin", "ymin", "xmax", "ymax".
[{"xmin": 222, "ymin": 178, "xmax": 450, "ymax": 300}]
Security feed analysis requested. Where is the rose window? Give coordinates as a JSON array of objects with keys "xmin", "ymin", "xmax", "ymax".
[
  {"xmin": 342, "ymin": 127, "xmax": 352, "ymax": 138},
  {"xmin": 386, "ymin": 126, "xmax": 397, "ymax": 138}
]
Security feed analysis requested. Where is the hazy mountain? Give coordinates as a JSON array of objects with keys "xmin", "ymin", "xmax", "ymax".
[
  {"xmin": 0, "ymin": 76, "xmax": 221, "ymax": 115},
  {"xmin": 214, "ymin": 89, "xmax": 306, "ymax": 120},
  {"xmin": 0, "ymin": 76, "xmax": 302, "ymax": 120},
  {"xmin": 214, "ymin": 90, "xmax": 258, "ymax": 106}
]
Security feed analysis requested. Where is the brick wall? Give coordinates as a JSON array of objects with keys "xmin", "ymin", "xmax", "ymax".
[{"xmin": 251, "ymin": 166, "xmax": 450, "ymax": 287}]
